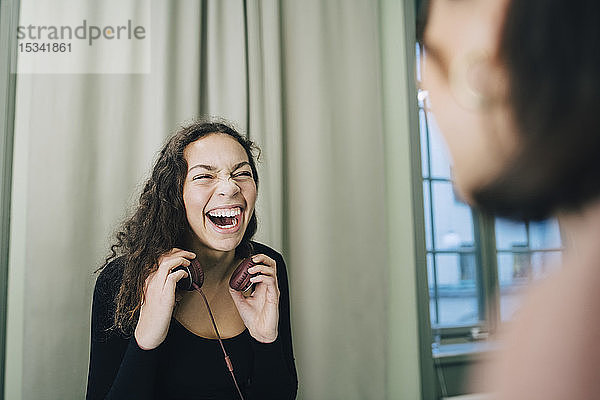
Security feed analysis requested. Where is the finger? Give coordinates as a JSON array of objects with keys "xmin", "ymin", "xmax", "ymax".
[
  {"xmin": 157, "ymin": 256, "xmax": 191, "ymax": 277},
  {"xmin": 170, "ymin": 249, "xmax": 197, "ymax": 259},
  {"xmin": 250, "ymin": 254, "xmax": 277, "ymax": 278},
  {"xmin": 250, "ymin": 274, "xmax": 278, "ymax": 289},
  {"xmin": 166, "ymin": 269, "xmax": 188, "ymax": 286},
  {"xmin": 248, "ymin": 263, "xmax": 276, "ymax": 278},
  {"xmin": 251, "ymin": 254, "xmax": 276, "ymax": 269},
  {"xmin": 168, "ymin": 247, "xmax": 196, "ymax": 257},
  {"xmin": 158, "ymin": 249, "xmax": 196, "ymax": 265}
]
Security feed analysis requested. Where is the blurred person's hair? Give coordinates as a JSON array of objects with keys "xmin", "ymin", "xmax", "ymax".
[
  {"xmin": 99, "ymin": 119, "xmax": 260, "ymax": 334},
  {"xmin": 419, "ymin": 0, "xmax": 600, "ymax": 221}
]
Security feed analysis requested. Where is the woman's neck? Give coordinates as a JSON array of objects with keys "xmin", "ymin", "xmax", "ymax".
[
  {"xmin": 187, "ymin": 243, "xmax": 239, "ymax": 286},
  {"xmin": 558, "ymin": 198, "xmax": 600, "ymax": 265}
]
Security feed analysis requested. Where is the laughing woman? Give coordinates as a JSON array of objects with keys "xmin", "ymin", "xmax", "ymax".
[{"xmin": 86, "ymin": 121, "xmax": 298, "ymax": 399}]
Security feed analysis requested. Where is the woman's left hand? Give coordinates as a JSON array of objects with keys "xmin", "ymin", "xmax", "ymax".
[{"xmin": 229, "ymin": 254, "xmax": 280, "ymax": 343}]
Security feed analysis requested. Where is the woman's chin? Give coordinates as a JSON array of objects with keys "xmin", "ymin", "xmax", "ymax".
[
  {"xmin": 204, "ymin": 235, "xmax": 244, "ymax": 253},
  {"xmin": 188, "ymin": 224, "xmax": 248, "ymax": 254}
]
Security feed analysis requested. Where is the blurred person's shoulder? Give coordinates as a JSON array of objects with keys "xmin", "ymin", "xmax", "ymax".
[{"xmin": 488, "ymin": 262, "xmax": 600, "ymax": 399}]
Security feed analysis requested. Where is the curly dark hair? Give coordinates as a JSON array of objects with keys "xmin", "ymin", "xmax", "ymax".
[{"xmin": 100, "ymin": 119, "xmax": 260, "ymax": 334}]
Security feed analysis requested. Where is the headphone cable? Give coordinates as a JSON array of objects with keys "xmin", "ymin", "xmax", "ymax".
[{"xmin": 193, "ymin": 283, "xmax": 245, "ymax": 400}]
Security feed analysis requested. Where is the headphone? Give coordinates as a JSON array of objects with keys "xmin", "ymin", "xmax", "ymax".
[{"xmin": 174, "ymin": 257, "xmax": 257, "ymax": 292}]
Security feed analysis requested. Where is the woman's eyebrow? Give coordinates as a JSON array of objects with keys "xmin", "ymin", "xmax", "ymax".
[
  {"xmin": 232, "ymin": 161, "xmax": 251, "ymax": 171},
  {"xmin": 188, "ymin": 164, "xmax": 216, "ymax": 173},
  {"xmin": 188, "ymin": 161, "xmax": 250, "ymax": 173}
]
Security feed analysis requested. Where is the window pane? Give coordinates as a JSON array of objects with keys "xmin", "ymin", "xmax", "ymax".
[
  {"xmin": 531, "ymin": 251, "xmax": 562, "ymax": 279},
  {"xmin": 423, "ymin": 181, "xmax": 433, "ymax": 251},
  {"xmin": 431, "ymin": 181, "xmax": 474, "ymax": 250},
  {"xmin": 427, "ymin": 253, "xmax": 437, "ymax": 324},
  {"xmin": 496, "ymin": 216, "xmax": 562, "ymax": 320},
  {"xmin": 430, "ymin": 253, "xmax": 479, "ymax": 326},
  {"xmin": 495, "ymin": 218, "xmax": 527, "ymax": 251},
  {"xmin": 530, "ymin": 220, "xmax": 562, "ymax": 249},
  {"xmin": 498, "ymin": 251, "xmax": 562, "ymax": 320},
  {"xmin": 419, "ymin": 108, "xmax": 430, "ymax": 179},
  {"xmin": 426, "ymin": 113, "xmax": 452, "ymax": 180},
  {"xmin": 498, "ymin": 252, "xmax": 529, "ymax": 321}
]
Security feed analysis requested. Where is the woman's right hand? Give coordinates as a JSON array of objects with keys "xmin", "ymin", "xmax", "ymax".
[{"xmin": 134, "ymin": 248, "xmax": 195, "ymax": 350}]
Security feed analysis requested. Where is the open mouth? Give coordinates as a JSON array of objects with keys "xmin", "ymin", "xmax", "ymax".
[{"xmin": 206, "ymin": 206, "xmax": 242, "ymax": 232}]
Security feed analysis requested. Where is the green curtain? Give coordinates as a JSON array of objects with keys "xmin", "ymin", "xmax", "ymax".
[{"xmin": 7, "ymin": 1, "xmax": 204, "ymax": 398}]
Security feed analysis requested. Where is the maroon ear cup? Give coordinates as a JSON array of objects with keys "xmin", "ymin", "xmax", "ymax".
[
  {"xmin": 229, "ymin": 257, "xmax": 257, "ymax": 292},
  {"xmin": 174, "ymin": 258, "xmax": 204, "ymax": 291}
]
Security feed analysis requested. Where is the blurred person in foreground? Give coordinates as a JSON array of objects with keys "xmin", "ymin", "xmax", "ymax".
[{"xmin": 419, "ymin": 0, "xmax": 600, "ymax": 399}]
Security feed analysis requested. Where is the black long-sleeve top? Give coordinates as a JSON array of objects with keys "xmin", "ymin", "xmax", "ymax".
[{"xmin": 86, "ymin": 242, "xmax": 298, "ymax": 400}]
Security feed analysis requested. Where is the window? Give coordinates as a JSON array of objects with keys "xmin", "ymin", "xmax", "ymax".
[
  {"xmin": 416, "ymin": 43, "xmax": 563, "ymax": 341},
  {"xmin": 495, "ymin": 218, "xmax": 562, "ymax": 321}
]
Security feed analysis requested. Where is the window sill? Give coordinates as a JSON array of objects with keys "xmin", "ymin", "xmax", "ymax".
[
  {"xmin": 442, "ymin": 394, "xmax": 492, "ymax": 400},
  {"xmin": 433, "ymin": 340, "xmax": 499, "ymax": 365}
]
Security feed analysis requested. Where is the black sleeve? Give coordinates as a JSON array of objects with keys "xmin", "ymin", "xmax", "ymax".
[
  {"xmin": 86, "ymin": 259, "xmax": 161, "ymax": 400},
  {"xmin": 246, "ymin": 245, "xmax": 298, "ymax": 399}
]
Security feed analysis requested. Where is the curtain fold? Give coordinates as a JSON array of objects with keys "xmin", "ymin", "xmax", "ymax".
[
  {"xmin": 244, "ymin": 0, "xmax": 285, "ymax": 250},
  {"xmin": 8, "ymin": 1, "xmax": 203, "ymax": 398},
  {"xmin": 280, "ymin": 1, "xmax": 388, "ymax": 398}
]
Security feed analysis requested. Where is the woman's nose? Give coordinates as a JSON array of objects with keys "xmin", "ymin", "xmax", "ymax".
[{"xmin": 216, "ymin": 177, "xmax": 241, "ymax": 197}]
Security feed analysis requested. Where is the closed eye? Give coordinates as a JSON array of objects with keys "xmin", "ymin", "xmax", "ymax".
[
  {"xmin": 192, "ymin": 174, "xmax": 214, "ymax": 181},
  {"xmin": 232, "ymin": 171, "xmax": 253, "ymax": 179}
]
